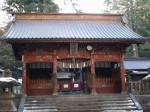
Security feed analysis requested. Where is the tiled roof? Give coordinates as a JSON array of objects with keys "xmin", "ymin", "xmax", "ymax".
[
  {"xmin": 4, "ymin": 20, "xmax": 142, "ymax": 39},
  {"xmin": 3, "ymin": 13, "xmax": 144, "ymax": 43},
  {"xmin": 124, "ymin": 58, "xmax": 150, "ymax": 70}
]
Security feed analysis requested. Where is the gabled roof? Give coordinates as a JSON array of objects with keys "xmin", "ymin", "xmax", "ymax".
[{"xmin": 2, "ymin": 13, "xmax": 144, "ymax": 43}]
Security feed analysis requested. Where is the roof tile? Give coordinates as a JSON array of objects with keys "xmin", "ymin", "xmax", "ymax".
[{"xmin": 4, "ymin": 20, "xmax": 142, "ymax": 40}]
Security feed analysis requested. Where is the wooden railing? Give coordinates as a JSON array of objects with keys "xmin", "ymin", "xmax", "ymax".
[
  {"xmin": 96, "ymin": 77, "xmax": 115, "ymax": 83},
  {"xmin": 126, "ymin": 82, "xmax": 150, "ymax": 94},
  {"xmin": 95, "ymin": 77, "xmax": 120, "ymax": 93},
  {"xmin": 28, "ymin": 79, "xmax": 51, "ymax": 84}
]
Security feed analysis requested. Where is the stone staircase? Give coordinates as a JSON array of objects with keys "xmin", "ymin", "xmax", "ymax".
[{"xmin": 20, "ymin": 94, "xmax": 143, "ymax": 112}]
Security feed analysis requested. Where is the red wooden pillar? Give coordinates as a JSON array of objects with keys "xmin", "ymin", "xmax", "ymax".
[
  {"xmin": 91, "ymin": 58, "xmax": 97, "ymax": 94},
  {"xmin": 120, "ymin": 60, "xmax": 126, "ymax": 93},
  {"xmin": 22, "ymin": 62, "xmax": 27, "ymax": 95},
  {"xmin": 52, "ymin": 55, "xmax": 58, "ymax": 95}
]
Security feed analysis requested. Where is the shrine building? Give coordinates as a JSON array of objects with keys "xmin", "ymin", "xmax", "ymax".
[{"xmin": 2, "ymin": 13, "xmax": 144, "ymax": 96}]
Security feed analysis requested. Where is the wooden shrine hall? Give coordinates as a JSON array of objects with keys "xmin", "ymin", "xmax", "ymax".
[{"xmin": 2, "ymin": 13, "xmax": 144, "ymax": 96}]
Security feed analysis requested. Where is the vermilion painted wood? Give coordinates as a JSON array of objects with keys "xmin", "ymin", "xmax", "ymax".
[{"xmin": 20, "ymin": 43, "xmax": 127, "ymax": 96}]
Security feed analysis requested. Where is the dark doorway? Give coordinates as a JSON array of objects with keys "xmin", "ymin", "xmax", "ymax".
[{"xmin": 26, "ymin": 62, "xmax": 53, "ymax": 95}]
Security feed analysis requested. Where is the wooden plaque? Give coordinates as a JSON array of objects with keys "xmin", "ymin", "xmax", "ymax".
[{"xmin": 70, "ymin": 43, "xmax": 78, "ymax": 56}]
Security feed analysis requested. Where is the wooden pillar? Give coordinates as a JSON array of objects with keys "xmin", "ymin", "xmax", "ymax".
[
  {"xmin": 91, "ymin": 58, "xmax": 97, "ymax": 94},
  {"xmin": 120, "ymin": 60, "xmax": 126, "ymax": 93},
  {"xmin": 52, "ymin": 55, "xmax": 58, "ymax": 95},
  {"xmin": 22, "ymin": 62, "xmax": 27, "ymax": 95}
]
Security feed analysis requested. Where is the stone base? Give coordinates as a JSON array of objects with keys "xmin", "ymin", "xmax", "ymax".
[
  {"xmin": 52, "ymin": 92, "xmax": 58, "ymax": 96},
  {"xmin": 0, "ymin": 93, "xmax": 17, "ymax": 112},
  {"xmin": 91, "ymin": 91, "xmax": 97, "ymax": 95},
  {"xmin": 121, "ymin": 91, "xmax": 127, "ymax": 94}
]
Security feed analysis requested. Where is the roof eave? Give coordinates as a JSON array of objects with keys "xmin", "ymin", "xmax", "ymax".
[
  {"xmin": 5, "ymin": 38, "xmax": 145, "ymax": 44},
  {"xmin": 11, "ymin": 12, "xmax": 124, "ymax": 16}
]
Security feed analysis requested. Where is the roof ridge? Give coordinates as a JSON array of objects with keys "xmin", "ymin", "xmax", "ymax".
[{"xmin": 14, "ymin": 13, "xmax": 122, "ymax": 21}]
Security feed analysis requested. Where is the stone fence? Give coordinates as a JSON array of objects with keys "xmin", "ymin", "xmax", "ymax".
[{"xmin": 126, "ymin": 81, "xmax": 150, "ymax": 94}]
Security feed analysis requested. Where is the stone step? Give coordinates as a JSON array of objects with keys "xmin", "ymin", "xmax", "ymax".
[
  {"xmin": 58, "ymin": 105, "xmax": 137, "ymax": 110},
  {"xmin": 26, "ymin": 95, "xmax": 129, "ymax": 98},
  {"xmin": 26, "ymin": 94, "xmax": 128, "ymax": 98},
  {"xmin": 25, "ymin": 103, "xmax": 136, "ymax": 107},
  {"xmin": 22, "ymin": 94, "xmax": 141, "ymax": 112},
  {"xmin": 25, "ymin": 98, "xmax": 131, "ymax": 103},
  {"xmin": 23, "ymin": 109, "xmax": 58, "ymax": 112},
  {"xmin": 25, "ymin": 94, "xmax": 129, "ymax": 100},
  {"xmin": 23, "ymin": 109, "xmax": 140, "ymax": 112},
  {"xmin": 24, "ymin": 100, "xmax": 133, "ymax": 106},
  {"xmin": 26, "ymin": 97, "xmax": 131, "ymax": 102},
  {"xmin": 24, "ymin": 103, "xmax": 136, "ymax": 110},
  {"xmin": 58, "ymin": 106, "xmax": 138, "ymax": 111},
  {"xmin": 23, "ymin": 106, "xmax": 138, "ymax": 112}
]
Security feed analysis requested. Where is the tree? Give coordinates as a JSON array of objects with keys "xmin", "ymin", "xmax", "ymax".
[
  {"xmin": 131, "ymin": 0, "xmax": 150, "ymax": 36},
  {"xmin": 0, "ymin": 28, "xmax": 4, "ymax": 36},
  {"xmin": 0, "ymin": 41, "xmax": 22, "ymax": 79},
  {"xmin": 138, "ymin": 40, "xmax": 150, "ymax": 57},
  {"xmin": 1, "ymin": 0, "xmax": 59, "ymax": 79},
  {"xmin": 104, "ymin": 0, "xmax": 150, "ymax": 57},
  {"xmin": 104, "ymin": 0, "xmax": 130, "ymax": 13},
  {"xmin": 0, "ymin": 28, "xmax": 22, "ymax": 79},
  {"xmin": 69, "ymin": 0, "xmax": 82, "ymax": 13},
  {"xmin": 3, "ymin": 0, "xmax": 59, "ymax": 13}
]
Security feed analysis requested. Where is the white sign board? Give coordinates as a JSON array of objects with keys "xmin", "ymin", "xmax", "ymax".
[
  {"xmin": 74, "ymin": 84, "xmax": 79, "ymax": 88},
  {"xmin": 64, "ymin": 84, "xmax": 69, "ymax": 88}
]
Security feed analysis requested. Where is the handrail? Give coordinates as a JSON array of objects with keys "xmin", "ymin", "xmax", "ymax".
[
  {"xmin": 129, "ymin": 93, "xmax": 143, "ymax": 110},
  {"xmin": 18, "ymin": 95, "xmax": 26, "ymax": 112}
]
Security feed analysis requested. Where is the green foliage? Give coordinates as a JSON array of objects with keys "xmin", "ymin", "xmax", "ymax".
[
  {"xmin": 0, "ymin": 29, "xmax": 4, "ymax": 36},
  {"xmin": 51, "ymin": 73, "xmax": 57, "ymax": 82},
  {"xmin": 124, "ymin": 45, "xmax": 134, "ymax": 57},
  {"xmin": 1, "ymin": 1, "xmax": 59, "ymax": 79},
  {"xmin": 131, "ymin": 0, "xmax": 150, "ymax": 37},
  {"xmin": 138, "ymin": 41, "xmax": 150, "ymax": 57},
  {"xmin": 87, "ymin": 71, "xmax": 95, "ymax": 87},
  {"xmin": 3, "ymin": 0, "xmax": 59, "ymax": 13},
  {"xmin": 0, "ymin": 42, "xmax": 22, "ymax": 79},
  {"xmin": 125, "ymin": 41, "xmax": 150, "ymax": 58},
  {"xmin": 4, "ymin": 69, "xmax": 12, "ymax": 77},
  {"xmin": 105, "ymin": 0, "xmax": 150, "ymax": 57},
  {"xmin": 104, "ymin": 0, "xmax": 130, "ymax": 13}
]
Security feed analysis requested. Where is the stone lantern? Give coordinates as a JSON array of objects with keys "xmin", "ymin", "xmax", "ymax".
[{"xmin": 0, "ymin": 69, "xmax": 20, "ymax": 112}]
